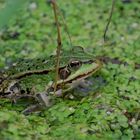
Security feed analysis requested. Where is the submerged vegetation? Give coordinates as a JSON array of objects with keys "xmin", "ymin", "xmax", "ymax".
[{"xmin": 0, "ymin": 0, "xmax": 140, "ymax": 139}]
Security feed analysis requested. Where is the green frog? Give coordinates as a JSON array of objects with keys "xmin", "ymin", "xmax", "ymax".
[{"xmin": 0, "ymin": 47, "xmax": 102, "ymax": 114}]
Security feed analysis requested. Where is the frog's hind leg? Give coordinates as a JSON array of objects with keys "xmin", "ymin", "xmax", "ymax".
[
  {"xmin": 11, "ymin": 94, "xmax": 37, "ymax": 104},
  {"xmin": 22, "ymin": 92, "xmax": 55, "ymax": 115}
]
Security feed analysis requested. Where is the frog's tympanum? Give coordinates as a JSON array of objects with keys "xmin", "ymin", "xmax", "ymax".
[{"xmin": 0, "ymin": 46, "xmax": 102, "ymax": 114}]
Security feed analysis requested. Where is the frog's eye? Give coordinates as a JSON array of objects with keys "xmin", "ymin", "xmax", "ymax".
[
  {"xmin": 59, "ymin": 67, "xmax": 71, "ymax": 80},
  {"xmin": 68, "ymin": 60, "xmax": 82, "ymax": 69}
]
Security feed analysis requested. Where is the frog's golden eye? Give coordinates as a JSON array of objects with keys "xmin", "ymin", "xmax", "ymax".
[
  {"xmin": 59, "ymin": 67, "xmax": 71, "ymax": 80},
  {"xmin": 68, "ymin": 60, "xmax": 82, "ymax": 70}
]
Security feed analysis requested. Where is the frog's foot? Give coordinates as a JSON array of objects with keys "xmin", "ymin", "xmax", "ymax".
[
  {"xmin": 22, "ymin": 104, "xmax": 43, "ymax": 115},
  {"xmin": 36, "ymin": 92, "xmax": 55, "ymax": 107}
]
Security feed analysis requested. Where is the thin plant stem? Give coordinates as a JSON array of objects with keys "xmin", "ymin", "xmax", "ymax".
[
  {"xmin": 55, "ymin": 4, "xmax": 73, "ymax": 46},
  {"xmin": 103, "ymin": 0, "xmax": 116, "ymax": 42},
  {"xmin": 51, "ymin": 0, "xmax": 62, "ymax": 94}
]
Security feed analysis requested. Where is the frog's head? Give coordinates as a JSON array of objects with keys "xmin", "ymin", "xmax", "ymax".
[
  {"xmin": 50, "ymin": 46, "xmax": 102, "ymax": 92},
  {"xmin": 0, "ymin": 46, "xmax": 102, "ymax": 98}
]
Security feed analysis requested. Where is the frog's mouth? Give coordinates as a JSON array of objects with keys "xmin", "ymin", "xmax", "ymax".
[{"xmin": 57, "ymin": 60, "xmax": 102, "ymax": 85}]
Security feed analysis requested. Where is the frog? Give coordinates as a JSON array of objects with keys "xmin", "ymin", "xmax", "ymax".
[{"xmin": 0, "ymin": 46, "xmax": 102, "ymax": 114}]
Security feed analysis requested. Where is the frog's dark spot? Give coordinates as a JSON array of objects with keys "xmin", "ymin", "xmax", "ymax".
[
  {"xmin": 21, "ymin": 90, "xmax": 25, "ymax": 94},
  {"xmin": 0, "ymin": 78, "xmax": 4, "ymax": 84},
  {"xmin": 119, "ymin": 6, "xmax": 124, "ymax": 12},
  {"xmin": 26, "ymin": 88, "xmax": 30, "ymax": 94},
  {"xmin": 50, "ymin": 55, "xmax": 54, "ymax": 58},
  {"xmin": 36, "ymin": 66, "xmax": 40, "ymax": 69},
  {"xmin": 95, "ymin": 75, "xmax": 100, "ymax": 78},
  {"xmin": 42, "ymin": 59, "xmax": 45, "ymax": 62},
  {"xmin": 27, "ymin": 67, "xmax": 31, "ymax": 70},
  {"xmin": 42, "ymin": 71, "xmax": 49, "ymax": 74},
  {"xmin": 135, "ymin": 63, "xmax": 140, "ymax": 69},
  {"xmin": 26, "ymin": 63, "xmax": 30, "ymax": 67},
  {"xmin": 42, "ymin": 13, "xmax": 47, "ymax": 17},
  {"xmin": 36, "ymin": 58, "xmax": 41, "ymax": 61},
  {"xmin": 42, "ymin": 60, "xmax": 48, "ymax": 64},
  {"xmin": 1, "ymin": 91, "xmax": 11, "ymax": 96}
]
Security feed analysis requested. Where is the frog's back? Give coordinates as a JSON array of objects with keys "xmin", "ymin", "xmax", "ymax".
[
  {"xmin": 2, "ymin": 46, "xmax": 95, "ymax": 79},
  {"xmin": 60, "ymin": 46, "xmax": 95, "ymax": 62},
  {"xmin": 2, "ymin": 56, "xmax": 56, "ymax": 79}
]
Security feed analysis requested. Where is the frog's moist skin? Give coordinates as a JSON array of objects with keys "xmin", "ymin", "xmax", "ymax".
[{"xmin": 0, "ymin": 47, "xmax": 102, "ymax": 114}]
